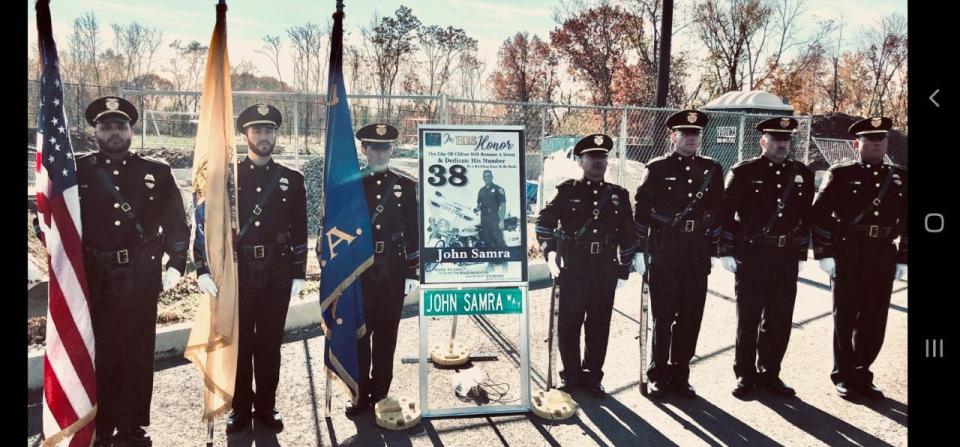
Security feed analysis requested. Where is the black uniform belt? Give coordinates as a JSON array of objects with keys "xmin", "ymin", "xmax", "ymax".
[
  {"xmin": 651, "ymin": 213, "xmax": 699, "ymax": 233},
  {"xmin": 374, "ymin": 232, "xmax": 404, "ymax": 254},
  {"xmin": 847, "ymin": 225, "xmax": 895, "ymax": 239},
  {"xmin": 745, "ymin": 231, "xmax": 791, "ymax": 248},
  {"xmin": 554, "ymin": 230, "xmax": 617, "ymax": 256},
  {"xmin": 86, "ymin": 236, "xmax": 161, "ymax": 265},
  {"xmin": 239, "ymin": 242, "xmax": 286, "ymax": 260}
]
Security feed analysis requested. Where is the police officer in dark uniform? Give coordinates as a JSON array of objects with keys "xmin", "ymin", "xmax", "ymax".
[
  {"xmin": 716, "ymin": 117, "xmax": 815, "ymax": 398},
  {"xmin": 634, "ymin": 110, "xmax": 724, "ymax": 399},
  {"xmin": 70, "ymin": 96, "xmax": 189, "ymax": 445},
  {"xmin": 811, "ymin": 117, "xmax": 907, "ymax": 400},
  {"xmin": 344, "ymin": 123, "xmax": 420, "ymax": 415},
  {"xmin": 194, "ymin": 104, "xmax": 308, "ymax": 433},
  {"xmin": 535, "ymin": 134, "xmax": 639, "ymax": 397},
  {"xmin": 476, "ymin": 169, "xmax": 507, "ymax": 249}
]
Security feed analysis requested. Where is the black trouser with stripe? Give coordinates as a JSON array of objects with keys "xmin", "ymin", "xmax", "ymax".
[
  {"xmin": 556, "ymin": 250, "xmax": 619, "ymax": 387},
  {"xmin": 733, "ymin": 244, "xmax": 799, "ymax": 383},
  {"xmin": 233, "ymin": 255, "xmax": 293, "ymax": 416},
  {"xmin": 86, "ymin": 239, "xmax": 163, "ymax": 434},
  {"xmin": 357, "ymin": 258, "xmax": 405, "ymax": 403},
  {"xmin": 831, "ymin": 236, "xmax": 897, "ymax": 386},
  {"xmin": 646, "ymin": 230, "xmax": 712, "ymax": 385}
]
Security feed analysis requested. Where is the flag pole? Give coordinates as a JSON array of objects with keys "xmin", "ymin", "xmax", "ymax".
[
  {"xmin": 324, "ymin": 0, "xmax": 345, "ymax": 419},
  {"xmin": 205, "ymin": 4, "xmax": 225, "ymax": 445}
]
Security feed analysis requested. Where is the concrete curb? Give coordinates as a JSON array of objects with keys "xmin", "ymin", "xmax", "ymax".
[{"xmin": 27, "ymin": 260, "xmax": 552, "ymax": 390}]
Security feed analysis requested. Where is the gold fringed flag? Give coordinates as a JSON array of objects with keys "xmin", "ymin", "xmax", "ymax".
[{"xmin": 183, "ymin": 1, "xmax": 240, "ymax": 421}]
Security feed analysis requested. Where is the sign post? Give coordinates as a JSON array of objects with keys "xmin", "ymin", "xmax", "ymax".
[{"xmin": 417, "ymin": 125, "xmax": 530, "ymax": 417}]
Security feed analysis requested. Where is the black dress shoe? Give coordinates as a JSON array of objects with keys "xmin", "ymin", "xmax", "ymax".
[
  {"xmin": 586, "ymin": 383, "xmax": 607, "ymax": 398},
  {"xmin": 675, "ymin": 381, "xmax": 697, "ymax": 399},
  {"xmin": 256, "ymin": 409, "xmax": 284, "ymax": 431},
  {"xmin": 835, "ymin": 382, "xmax": 852, "ymax": 398},
  {"xmin": 345, "ymin": 399, "xmax": 369, "ymax": 416},
  {"xmin": 732, "ymin": 379, "xmax": 755, "ymax": 399},
  {"xmin": 859, "ymin": 382, "xmax": 885, "ymax": 400},
  {"xmin": 765, "ymin": 377, "xmax": 796, "ymax": 396},
  {"xmin": 557, "ymin": 379, "xmax": 578, "ymax": 393},
  {"xmin": 114, "ymin": 426, "xmax": 152, "ymax": 446},
  {"xmin": 225, "ymin": 410, "xmax": 252, "ymax": 434},
  {"xmin": 647, "ymin": 381, "xmax": 667, "ymax": 398}
]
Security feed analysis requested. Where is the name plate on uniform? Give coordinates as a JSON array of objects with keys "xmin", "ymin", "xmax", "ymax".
[{"xmin": 422, "ymin": 288, "xmax": 523, "ymax": 316}]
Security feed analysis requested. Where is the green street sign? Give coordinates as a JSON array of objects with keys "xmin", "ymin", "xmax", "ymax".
[{"xmin": 423, "ymin": 288, "xmax": 523, "ymax": 316}]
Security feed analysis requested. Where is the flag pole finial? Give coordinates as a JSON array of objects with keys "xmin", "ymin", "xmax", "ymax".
[{"xmin": 336, "ymin": 0, "xmax": 344, "ymax": 13}]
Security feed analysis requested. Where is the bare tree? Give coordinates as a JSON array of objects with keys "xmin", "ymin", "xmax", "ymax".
[
  {"xmin": 67, "ymin": 12, "xmax": 103, "ymax": 92},
  {"xmin": 361, "ymin": 5, "xmax": 421, "ymax": 115},
  {"xmin": 694, "ymin": 0, "xmax": 771, "ymax": 94},
  {"xmin": 418, "ymin": 25, "xmax": 477, "ymax": 98},
  {"xmin": 256, "ymin": 35, "xmax": 284, "ymax": 89},
  {"xmin": 861, "ymin": 13, "xmax": 907, "ymax": 117},
  {"xmin": 164, "ymin": 40, "xmax": 208, "ymax": 115},
  {"xmin": 111, "ymin": 21, "xmax": 163, "ymax": 87}
]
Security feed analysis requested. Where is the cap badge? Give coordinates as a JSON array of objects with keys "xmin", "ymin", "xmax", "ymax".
[
  {"xmin": 376, "ymin": 124, "xmax": 387, "ymax": 136},
  {"xmin": 871, "ymin": 117, "xmax": 882, "ymax": 128},
  {"xmin": 780, "ymin": 118, "xmax": 791, "ymax": 128},
  {"xmin": 686, "ymin": 112, "xmax": 698, "ymax": 123},
  {"xmin": 257, "ymin": 104, "xmax": 270, "ymax": 116},
  {"xmin": 106, "ymin": 98, "xmax": 119, "ymax": 111},
  {"xmin": 593, "ymin": 135, "xmax": 604, "ymax": 146}
]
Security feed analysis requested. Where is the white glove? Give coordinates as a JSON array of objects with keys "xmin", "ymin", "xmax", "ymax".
[
  {"xmin": 546, "ymin": 252, "xmax": 561, "ymax": 278},
  {"xmin": 616, "ymin": 279, "xmax": 628, "ymax": 289},
  {"xmin": 798, "ymin": 260, "xmax": 806, "ymax": 273},
  {"xmin": 404, "ymin": 278, "xmax": 420, "ymax": 294},
  {"xmin": 162, "ymin": 267, "xmax": 182, "ymax": 291},
  {"xmin": 290, "ymin": 279, "xmax": 305, "ymax": 298},
  {"xmin": 719, "ymin": 256, "xmax": 737, "ymax": 273},
  {"xmin": 819, "ymin": 258, "xmax": 836, "ymax": 278},
  {"xmin": 894, "ymin": 263, "xmax": 907, "ymax": 280},
  {"xmin": 632, "ymin": 253, "xmax": 646, "ymax": 276},
  {"xmin": 197, "ymin": 273, "xmax": 219, "ymax": 296}
]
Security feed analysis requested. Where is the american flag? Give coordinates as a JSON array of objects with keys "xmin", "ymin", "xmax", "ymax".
[{"xmin": 34, "ymin": 0, "xmax": 97, "ymax": 445}]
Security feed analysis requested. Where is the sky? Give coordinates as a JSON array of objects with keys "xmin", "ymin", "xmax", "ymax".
[{"xmin": 26, "ymin": 0, "xmax": 908, "ymax": 93}]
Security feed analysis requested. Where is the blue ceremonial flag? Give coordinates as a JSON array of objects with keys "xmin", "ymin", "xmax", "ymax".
[{"xmin": 318, "ymin": 1, "xmax": 373, "ymax": 403}]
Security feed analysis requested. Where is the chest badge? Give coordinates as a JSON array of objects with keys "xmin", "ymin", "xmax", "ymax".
[
  {"xmin": 144, "ymin": 173, "xmax": 155, "ymax": 189},
  {"xmin": 795, "ymin": 175, "xmax": 804, "ymax": 183},
  {"xmin": 394, "ymin": 183, "xmax": 403, "ymax": 198},
  {"xmin": 279, "ymin": 177, "xmax": 289, "ymax": 192}
]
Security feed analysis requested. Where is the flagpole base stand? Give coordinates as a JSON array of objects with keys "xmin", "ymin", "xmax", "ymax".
[
  {"xmin": 430, "ymin": 342, "xmax": 470, "ymax": 367},
  {"xmin": 374, "ymin": 396, "xmax": 421, "ymax": 430},
  {"xmin": 531, "ymin": 389, "xmax": 577, "ymax": 421}
]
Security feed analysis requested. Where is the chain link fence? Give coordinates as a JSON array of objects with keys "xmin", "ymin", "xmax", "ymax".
[{"xmin": 27, "ymin": 81, "xmax": 812, "ymax": 221}]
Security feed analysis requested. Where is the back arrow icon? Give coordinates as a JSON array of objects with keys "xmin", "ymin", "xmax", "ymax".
[{"xmin": 931, "ymin": 89, "xmax": 940, "ymax": 107}]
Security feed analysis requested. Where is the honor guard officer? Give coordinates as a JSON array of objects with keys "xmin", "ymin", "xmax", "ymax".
[
  {"xmin": 195, "ymin": 104, "xmax": 308, "ymax": 433},
  {"xmin": 717, "ymin": 117, "xmax": 815, "ymax": 398},
  {"xmin": 53, "ymin": 96, "xmax": 190, "ymax": 445},
  {"xmin": 633, "ymin": 110, "xmax": 724, "ymax": 399},
  {"xmin": 535, "ymin": 134, "xmax": 640, "ymax": 397},
  {"xmin": 343, "ymin": 123, "xmax": 420, "ymax": 416},
  {"xmin": 811, "ymin": 117, "xmax": 907, "ymax": 400}
]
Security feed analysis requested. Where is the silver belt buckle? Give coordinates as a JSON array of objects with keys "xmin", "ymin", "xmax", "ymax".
[
  {"xmin": 253, "ymin": 245, "xmax": 265, "ymax": 259},
  {"xmin": 683, "ymin": 220, "xmax": 695, "ymax": 232},
  {"xmin": 375, "ymin": 241, "xmax": 385, "ymax": 254},
  {"xmin": 777, "ymin": 235, "xmax": 786, "ymax": 247},
  {"xmin": 868, "ymin": 225, "xmax": 880, "ymax": 238},
  {"xmin": 589, "ymin": 241, "xmax": 600, "ymax": 254},
  {"xmin": 116, "ymin": 249, "xmax": 129, "ymax": 264}
]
